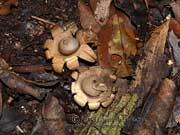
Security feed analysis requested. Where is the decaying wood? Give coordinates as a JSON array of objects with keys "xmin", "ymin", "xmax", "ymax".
[
  {"xmin": 74, "ymin": 93, "xmax": 138, "ymax": 135},
  {"xmin": 130, "ymin": 19, "xmax": 171, "ymax": 106},
  {"xmin": 133, "ymin": 78, "xmax": 176, "ymax": 135}
]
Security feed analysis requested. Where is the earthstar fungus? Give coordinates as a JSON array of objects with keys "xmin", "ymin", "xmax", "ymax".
[
  {"xmin": 71, "ymin": 66, "xmax": 117, "ymax": 110},
  {"xmin": 44, "ymin": 22, "xmax": 97, "ymax": 73}
]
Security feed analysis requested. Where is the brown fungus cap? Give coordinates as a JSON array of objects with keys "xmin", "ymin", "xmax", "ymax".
[{"xmin": 71, "ymin": 66, "xmax": 116, "ymax": 110}]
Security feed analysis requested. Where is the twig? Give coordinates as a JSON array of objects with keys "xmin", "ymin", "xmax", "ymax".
[
  {"xmin": 0, "ymin": 70, "xmax": 47, "ymax": 100},
  {"xmin": 144, "ymin": 0, "xmax": 149, "ymax": 9},
  {"xmin": 31, "ymin": 16, "xmax": 56, "ymax": 26}
]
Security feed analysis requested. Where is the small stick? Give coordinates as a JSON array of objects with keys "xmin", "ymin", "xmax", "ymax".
[
  {"xmin": 31, "ymin": 15, "xmax": 56, "ymax": 26},
  {"xmin": 0, "ymin": 70, "xmax": 46, "ymax": 100}
]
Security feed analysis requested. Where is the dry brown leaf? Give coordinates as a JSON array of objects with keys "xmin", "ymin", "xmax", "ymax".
[
  {"xmin": 108, "ymin": 14, "xmax": 137, "ymax": 77},
  {"xmin": 78, "ymin": 1, "xmax": 101, "ymax": 33},
  {"xmin": 89, "ymin": 0, "xmax": 97, "ymax": 12},
  {"xmin": 133, "ymin": 79, "xmax": 176, "ymax": 135},
  {"xmin": 97, "ymin": 16, "xmax": 113, "ymax": 68},
  {"xmin": 109, "ymin": 15, "xmax": 137, "ymax": 57},
  {"xmin": 42, "ymin": 95, "xmax": 65, "ymax": 135},
  {"xmin": 131, "ymin": 19, "xmax": 170, "ymax": 106},
  {"xmin": 170, "ymin": 1, "xmax": 180, "ymax": 22},
  {"xmin": 0, "ymin": 0, "xmax": 18, "ymax": 15},
  {"xmin": 97, "ymin": 10, "xmax": 138, "ymax": 69}
]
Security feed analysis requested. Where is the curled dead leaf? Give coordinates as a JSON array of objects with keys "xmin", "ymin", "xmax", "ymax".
[{"xmin": 108, "ymin": 14, "xmax": 137, "ymax": 77}]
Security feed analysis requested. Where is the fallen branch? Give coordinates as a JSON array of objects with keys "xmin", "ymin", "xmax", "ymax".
[{"xmin": 0, "ymin": 70, "xmax": 47, "ymax": 100}]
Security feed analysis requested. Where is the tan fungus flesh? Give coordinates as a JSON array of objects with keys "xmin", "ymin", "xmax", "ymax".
[{"xmin": 44, "ymin": 22, "xmax": 97, "ymax": 73}]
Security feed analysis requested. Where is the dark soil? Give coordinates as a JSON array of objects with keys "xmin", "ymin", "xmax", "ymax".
[{"xmin": 0, "ymin": 0, "xmax": 83, "ymax": 135}]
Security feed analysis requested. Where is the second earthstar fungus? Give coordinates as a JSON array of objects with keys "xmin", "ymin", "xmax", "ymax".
[{"xmin": 71, "ymin": 66, "xmax": 117, "ymax": 110}]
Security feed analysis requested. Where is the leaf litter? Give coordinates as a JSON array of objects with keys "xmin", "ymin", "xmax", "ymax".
[{"xmin": 0, "ymin": 0, "xmax": 180, "ymax": 135}]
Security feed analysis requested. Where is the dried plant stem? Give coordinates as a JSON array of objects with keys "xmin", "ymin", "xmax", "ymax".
[{"xmin": 31, "ymin": 15, "xmax": 56, "ymax": 26}]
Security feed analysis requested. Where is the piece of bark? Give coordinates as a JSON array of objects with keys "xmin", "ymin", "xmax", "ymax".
[
  {"xmin": 132, "ymin": 78, "xmax": 176, "ymax": 135},
  {"xmin": 41, "ymin": 95, "xmax": 66, "ymax": 135},
  {"xmin": 130, "ymin": 19, "xmax": 170, "ymax": 106},
  {"xmin": 74, "ymin": 94, "xmax": 138, "ymax": 135},
  {"xmin": 0, "ymin": 70, "xmax": 46, "ymax": 100}
]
